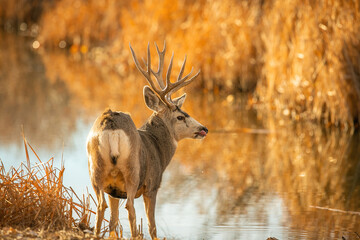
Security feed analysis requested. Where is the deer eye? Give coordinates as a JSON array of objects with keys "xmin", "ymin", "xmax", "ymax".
[{"xmin": 177, "ymin": 116, "xmax": 185, "ymax": 121}]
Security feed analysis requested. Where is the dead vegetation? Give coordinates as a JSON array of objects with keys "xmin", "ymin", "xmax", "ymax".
[
  {"xmin": 0, "ymin": 131, "xmax": 148, "ymax": 238},
  {"xmin": 0, "ymin": 133, "xmax": 97, "ymax": 237}
]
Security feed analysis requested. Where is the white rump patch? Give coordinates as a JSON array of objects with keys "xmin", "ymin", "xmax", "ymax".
[{"xmin": 98, "ymin": 129, "xmax": 131, "ymax": 166}]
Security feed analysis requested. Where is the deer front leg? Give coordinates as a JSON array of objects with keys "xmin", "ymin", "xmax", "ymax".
[{"xmin": 143, "ymin": 192, "xmax": 157, "ymax": 239}]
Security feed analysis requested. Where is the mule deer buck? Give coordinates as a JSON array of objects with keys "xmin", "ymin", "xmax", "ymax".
[{"xmin": 86, "ymin": 42, "xmax": 208, "ymax": 239}]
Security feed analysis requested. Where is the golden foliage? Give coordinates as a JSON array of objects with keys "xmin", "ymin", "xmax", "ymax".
[
  {"xmin": 1, "ymin": 0, "xmax": 360, "ymax": 128},
  {"xmin": 38, "ymin": 0, "xmax": 127, "ymax": 48},
  {"xmin": 255, "ymin": 0, "xmax": 360, "ymax": 130}
]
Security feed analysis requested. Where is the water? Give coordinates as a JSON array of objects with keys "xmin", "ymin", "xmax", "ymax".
[{"xmin": 0, "ymin": 33, "xmax": 359, "ymax": 240}]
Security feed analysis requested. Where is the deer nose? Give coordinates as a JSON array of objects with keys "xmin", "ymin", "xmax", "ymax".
[{"xmin": 201, "ymin": 126, "xmax": 208, "ymax": 134}]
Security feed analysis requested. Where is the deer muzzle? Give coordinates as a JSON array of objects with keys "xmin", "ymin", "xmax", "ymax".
[{"xmin": 196, "ymin": 127, "xmax": 208, "ymax": 138}]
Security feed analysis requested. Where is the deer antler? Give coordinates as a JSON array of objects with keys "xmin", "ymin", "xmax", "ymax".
[{"xmin": 129, "ymin": 42, "xmax": 200, "ymax": 109}]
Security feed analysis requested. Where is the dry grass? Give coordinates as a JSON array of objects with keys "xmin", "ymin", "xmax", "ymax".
[
  {"xmin": 0, "ymin": 132, "xmax": 99, "ymax": 236},
  {"xmin": 0, "ymin": 132, "xmax": 146, "ymax": 239}
]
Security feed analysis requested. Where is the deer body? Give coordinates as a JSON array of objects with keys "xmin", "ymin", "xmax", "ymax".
[{"xmin": 87, "ymin": 43, "xmax": 207, "ymax": 239}]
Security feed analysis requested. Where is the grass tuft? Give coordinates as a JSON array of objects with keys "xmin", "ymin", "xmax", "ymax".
[{"xmin": 0, "ymin": 132, "xmax": 100, "ymax": 235}]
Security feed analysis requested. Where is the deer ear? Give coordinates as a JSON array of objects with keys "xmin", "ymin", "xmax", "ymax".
[
  {"xmin": 143, "ymin": 86, "xmax": 166, "ymax": 112},
  {"xmin": 172, "ymin": 93, "xmax": 186, "ymax": 108}
]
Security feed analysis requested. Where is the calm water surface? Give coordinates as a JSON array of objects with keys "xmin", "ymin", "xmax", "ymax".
[{"xmin": 0, "ymin": 33, "xmax": 359, "ymax": 240}]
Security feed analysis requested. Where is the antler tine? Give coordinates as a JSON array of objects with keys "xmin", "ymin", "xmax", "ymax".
[
  {"xmin": 168, "ymin": 55, "xmax": 194, "ymax": 88},
  {"xmin": 163, "ymin": 54, "xmax": 200, "ymax": 106},
  {"xmin": 151, "ymin": 42, "xmax": 166, "ymax": 89},
  {"xmin": 146, "ymin": 42, "xmax": 151, "ymax": 77},
  {"xmin": 166, "ymin": 69, "xmax": 201, "ymax": 103},
  {"xmin": 165, "ymin": 52, "xmax": 174, "ymax": 89},
  {"xmin": 129, "ymin": 43, "xmax": 160, "ymax": 93},
  {"xmin": 129, "ymin": 43, "xmax": 146, "ymax": 76},
  {"xmin": 177, "ymin": 55, "xmax": 187, "ymax": 82}
]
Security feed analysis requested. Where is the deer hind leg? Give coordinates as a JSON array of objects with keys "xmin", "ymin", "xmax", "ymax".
[
  {"xmin": 122, "ymin": 159, "xmax": 140, "ymax": 239},
  {"xmin": 143, "ymin": 191, "xmax": 158, "ymax": 239},
  {"xmin": 93, "ymin": 186, "xmax": 108, "ymax": 236},
  {"xmin": 108, "ymin": 195, "xmax": 120, "ymax": 238},
  {"xmin": 124, "ymin": 178, "xmax": 139, "ymax": 238}
]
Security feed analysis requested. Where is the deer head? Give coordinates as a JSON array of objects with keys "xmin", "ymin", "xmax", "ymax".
[{"xmin": 129, "ymin": 42, "xmax": 208, "ymax": 141}]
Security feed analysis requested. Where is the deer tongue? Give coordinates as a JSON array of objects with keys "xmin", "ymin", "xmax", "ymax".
[{"xmin": 198, "ymin": 130, "xmax": 207, "ymax": 137}]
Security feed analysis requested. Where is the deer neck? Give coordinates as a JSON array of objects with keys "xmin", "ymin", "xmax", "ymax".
[{"xmin": 139, "ymin": 114, "xmax": 177, "ymax": 170}]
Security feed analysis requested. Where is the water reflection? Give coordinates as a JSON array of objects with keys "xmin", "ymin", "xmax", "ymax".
[
  {"xmin": 1, "ymin": 33, "xmax": 359, "ymax": 239},
  {"xmin": 173, "ymin": 116, "xmax": 360, "ymax": 239},
  {"xmin": 0, "ymin": 33, "xmax": 76, "ymax": 149}
]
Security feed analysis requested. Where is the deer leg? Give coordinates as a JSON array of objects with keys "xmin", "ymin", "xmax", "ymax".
[
  {"xmin": 125, "ymin": 188, "xmax": 137, "ymax": 238},
  {"xmin": 108, "ymin": 195, "xmax": 120, "ymax": 238},
  {"xmin": 124, "ymin": 175, "xmax": 139, "ymax": 238},
  {"xmin": 93, "ymin": 186, "xmax": 107, "ymax": 236},
  {"xmin": 126, "ymin": 199, "xmax": 136, "ymax": 238},
  {"xmin": 143, "ymin": 192, "xmax": 157, "ymax": 239}
]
